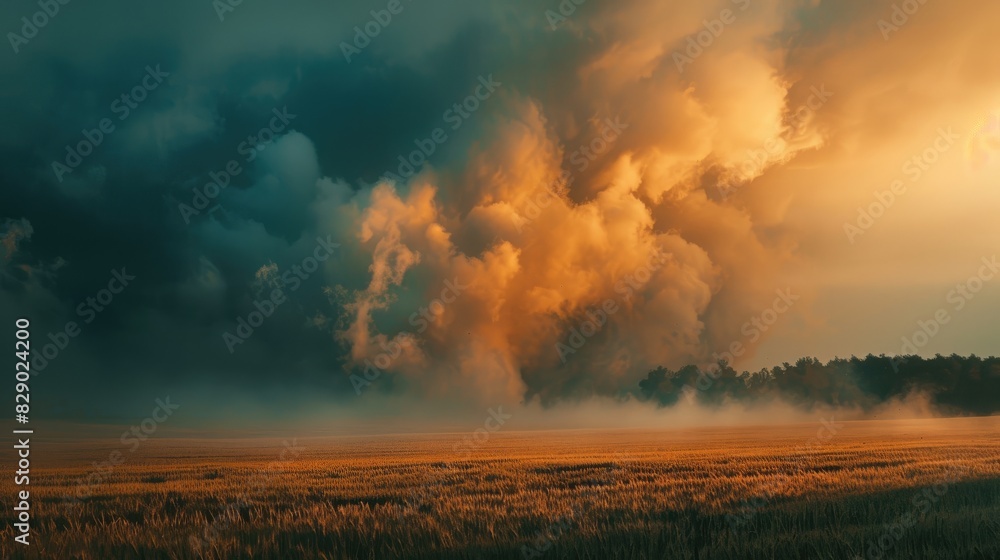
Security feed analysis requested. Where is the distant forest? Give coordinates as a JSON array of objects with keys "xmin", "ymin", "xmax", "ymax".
[{"xmin": 638, "ymin": 354, "xmax": 1000, "ymax": 415}]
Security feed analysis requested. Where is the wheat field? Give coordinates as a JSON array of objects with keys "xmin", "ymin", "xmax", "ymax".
[{"xmin": 2, "ymin": 416, "xmax": 999, "ymax": 559}]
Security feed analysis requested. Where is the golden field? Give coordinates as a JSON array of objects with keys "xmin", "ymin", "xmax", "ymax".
[{"xmin": 2, "ymin": 416, "xmax": 999, "ymax": 559}]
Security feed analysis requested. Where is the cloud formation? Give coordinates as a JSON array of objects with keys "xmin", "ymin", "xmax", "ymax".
[{"xmin": 2, "ymin": 0, "xmax": 999, "ymax": 419}]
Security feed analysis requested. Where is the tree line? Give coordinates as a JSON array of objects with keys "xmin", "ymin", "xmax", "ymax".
[{"xmin": 638, "ymin": 354, "xmax": 1000, "ymax": 415}]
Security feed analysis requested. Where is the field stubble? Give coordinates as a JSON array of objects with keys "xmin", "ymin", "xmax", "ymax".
[{"xmin": 1, "ymin": 417, "xmax": 999, "ymax": 559}]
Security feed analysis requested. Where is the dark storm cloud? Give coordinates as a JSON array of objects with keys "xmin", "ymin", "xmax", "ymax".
[{"xmin": 0, "ymin": 0, "xmax": 517, "ymax": 419}]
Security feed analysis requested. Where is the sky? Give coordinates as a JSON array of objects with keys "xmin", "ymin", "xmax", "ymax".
[{"xmin": 1, "ymin": 0, "xmax": 999, "ymax": 424}]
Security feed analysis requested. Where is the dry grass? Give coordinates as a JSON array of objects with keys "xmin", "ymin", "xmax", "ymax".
[{"xmin": 2, "ymin": 417, "xmax": 999, "ymax": 559}]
